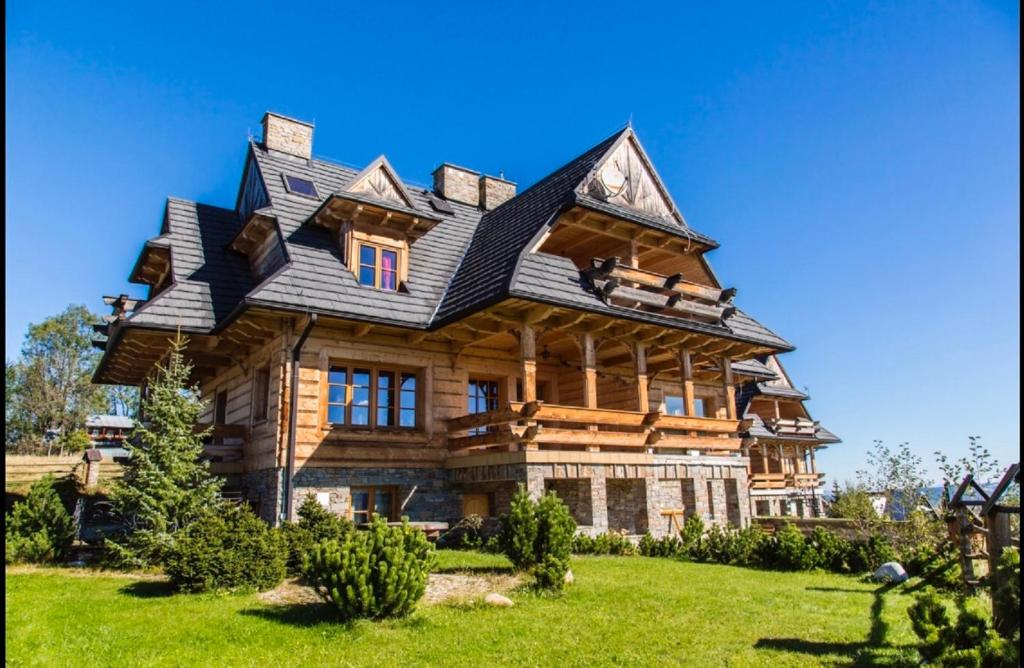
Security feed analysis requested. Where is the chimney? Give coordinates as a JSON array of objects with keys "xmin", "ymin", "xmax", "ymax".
[
  {"xmin": 479, "ymin": 174, "xmax": 516, "ymax": 210},
  {"xmin": 261, "ymin": 112, "xmax": 314, "ymax": 160},
  {"xmin": 432, "ymin": 163, "xmax": 480, "ymax": 207}
]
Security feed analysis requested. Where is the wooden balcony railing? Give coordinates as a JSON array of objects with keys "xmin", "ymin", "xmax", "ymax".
[
  {"xmin": 789, "ymin": 472, "xmax": 825, "ymax": 488},
  {"xmin": 196, "ymin": 423, "xmax": 247, "ymax": 474},
  {"xmin": 766, "ymin": 418, "xmax": 819, "ymax": 437},
  {"xmin": 446, "ymin": 401, "xmax": 741, "ymax": 454},
  {"xmin": 749, "ymin": 473, "xmax": 788, "ymax": 490},
  {"xmin": 583, "ymin": 257, "xmax": 737, "ymax": 323}
]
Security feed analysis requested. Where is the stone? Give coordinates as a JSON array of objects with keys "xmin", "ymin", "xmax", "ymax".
[
  {"xmin": 484, "ymin": 592, "xmax": 514, "ymax": 607},
  {"xmin": 564, "ymin": 569, "xmax": 574, "ymax": 585},
  {"xmin": 873, "ymin": 562, "xmax": 908, "ymax": 584}
]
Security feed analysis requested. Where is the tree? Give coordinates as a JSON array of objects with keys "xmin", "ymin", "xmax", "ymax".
[
  {"xmin": 828, "ymin": 481, "xmax": 879, "ymax": 521},
  {"xmin": 935, "ymin": 436, "xmax": 1002, "ymax": 508},
  {"xmin": 5, "ymin": 305, "xmax": 106, "ymax": 452},
  {"xmin": 107, "ymin": 334, "xmax": 222, "ymax": 569},
  {"xmin": 856, "ymin": 440, "xmax": 929, "ymax": 520},
  {"xmin": 106, "ymin": 384, "xmax": 140, "ymax": 418}
]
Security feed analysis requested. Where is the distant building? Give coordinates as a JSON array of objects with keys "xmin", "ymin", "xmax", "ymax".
[{"xmin": 85, "ymin": 415, "xmax": 135, "ymax": 460}]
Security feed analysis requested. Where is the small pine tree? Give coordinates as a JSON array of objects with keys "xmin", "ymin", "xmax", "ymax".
[
  {"xmin": 500, "ymin": 485, "xmax": 540, "ymax": 570},
  {"xmin": 107, "ymin": 334, "xmax": 223, "ymax": 569}
]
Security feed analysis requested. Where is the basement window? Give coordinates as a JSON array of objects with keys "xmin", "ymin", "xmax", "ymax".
[{"xmin": 282, "ymin": 174, "xmax": 320, "ymax": 198}]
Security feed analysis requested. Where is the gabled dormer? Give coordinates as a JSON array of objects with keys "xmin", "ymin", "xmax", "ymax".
[
  {"xmin": 529, "ymin": 127, "xmax": 734, "ymax": 326},
  {"xmin": 310, "ymin": 155, "xmax": 441, "ymax": 292},
  {"xmin": 228, "ymin": 207, "xmax": 288, "ymax": 282}
]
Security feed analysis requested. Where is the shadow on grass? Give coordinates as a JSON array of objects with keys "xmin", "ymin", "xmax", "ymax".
[
  {"xmin": 119, "ymin": 580, "xmax": 176, "ymax": 599},
  {"xmin": 432, "ymin": 566, "xmax": 515, "ymax": 576},
  {"xmin": 240, "ymin": 603, "xmax": 345, "ymax": 628},
  {"xmin": 754, "ymin": 583, "xmax": 917, "ymax": 667}
]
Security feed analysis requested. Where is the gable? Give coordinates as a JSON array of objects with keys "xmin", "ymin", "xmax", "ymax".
[
  {"xmin": 344, "ymin": 155, "xmax": 417, "ymax": 209},
  {"xmin": 580, "ymin": 131, "xmax": 679, "ymax": 222}
]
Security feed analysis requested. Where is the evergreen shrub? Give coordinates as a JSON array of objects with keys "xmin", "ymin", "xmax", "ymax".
[
  {"xmin": 164, "ymin": 502, "xmax": 285, "ymax": 592},
  {"xmin": 304, "ymin": 517, "xmax": 434, "ymax": 620},
  {"xmin": 5, "ymin": 475, "xmax": 76, "ymax": 564},
  {"xmin": 499, "ymin": 486, "xmax": 576, "ymax": 590},
  {"xmin": 278, "ymin": 495, "xmax": 353, "ymax": 576}
]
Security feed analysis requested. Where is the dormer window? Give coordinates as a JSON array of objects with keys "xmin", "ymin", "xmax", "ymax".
[
  {"xmin": 358, "ymin": 243, "xmax": 399, "ymax": 291},
  {"xmin": 283, "ymin": 174, "xmax": 319, "ymax": 198}
]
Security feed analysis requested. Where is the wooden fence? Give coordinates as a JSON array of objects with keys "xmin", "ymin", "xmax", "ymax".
[{"xmin": 4, "ymin": 454, "xmax": 124, "ymax": 488}]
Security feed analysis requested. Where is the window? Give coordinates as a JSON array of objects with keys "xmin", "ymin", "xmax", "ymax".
[
  {"xmin": 468, "ymin": 378, "xmax": 501, "ymax": 435},
  {"xmin": 214, "ymin": 390, "xmax": 228, "ymax": 424},
  {"xmin": 356, "ymin": 243, "xmax": 399, "ymax": 291},
  {"xmin": 351, "ymin": 486, "xmax": 395, "ymax": 523},
  {"xmin": 326, "ymin": 364, "xmax": 419, "ymax": 429},
  {"xmin": 252, "ymin": 365, "xmax": 270, "ymax": 423},
  {"xmin": 664, "ymin": 395, "xmax": 705, "ymax": 417},
  {"xmin": 282, "ymin": 174, "xmax": 319, "ymax": 198}
]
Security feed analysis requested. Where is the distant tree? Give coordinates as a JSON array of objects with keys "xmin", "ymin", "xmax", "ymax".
[
  {"xmin": 828, "ymin": 481, "xmax": 879, "ymax": 521},
  {"xmin": 935, "ymin": 436, "xmax": 1002, "ymax": 507},
  {"xmin": 106, "ymin": 385, "xmax": 140, "ymax": 418},
  {"xmin": 107, "ymin": 334, "xmax": 222, "ymax": 569},
  {"xmin": 856, "ymin": 440, "xmax": 929, "ymax": 520},
  {"xmin": 5, "ymin": 305, "xmax": 105, "ymax": 452}
]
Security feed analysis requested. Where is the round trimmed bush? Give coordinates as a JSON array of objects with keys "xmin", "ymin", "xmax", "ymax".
[
  {"xmin": 305, "ymin": 517, "xmax": 435, "ymax": 620},
  {"xmin": 164, "ymin": 502, "xmax": 285, "ymax": 592}
]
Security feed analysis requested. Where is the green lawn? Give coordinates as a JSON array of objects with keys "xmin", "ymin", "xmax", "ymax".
[{"xmin": 6, "ymin": 552, "xmax": 920, "ymax": 667}]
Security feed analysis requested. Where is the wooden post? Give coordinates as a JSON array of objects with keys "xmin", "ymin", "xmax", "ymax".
[
  {"xmin": 721, "ymin": 355, "xmax": 736, "ymax": 420},
  {"xmin": 761, "ymin": 445, "xmax": 770, "ymax": 476},
  {"xmin": 582, "ymin": 333, "xmax": 597, "ymax": 409},
  {"xmin": 986, "ymin": 511, "xmax": 1012, "ymax": 581},
  {"xmin": 679, "ymin": 348, "xmax": 696, "ymax": 416},
  {"xmin": 520, "ymin": 326, "xmax": 537, "ymax": 403},
  {"xmin": 635, "ymin": 342, "xmax": 649, "ymax": 413},
  {"xmin": 582, "ymin": 333, "xmax": 599, "ymax": 448},
  {"xmin": 809, "ymin": 447, "xmax": 816, "ymax": 473}
]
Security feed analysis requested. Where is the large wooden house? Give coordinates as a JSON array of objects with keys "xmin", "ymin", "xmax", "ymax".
[{"xmin": 93, "ymin": 112, "xmax": 838, "ymax": 534}]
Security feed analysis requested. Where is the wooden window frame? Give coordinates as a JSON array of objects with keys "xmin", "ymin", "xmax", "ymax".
[
  {"xmin": 344, "ymin": 226, "xmax": 409, "ymax": 290},
  {"xmin": 251, "ymin": 364, "xmax": 271, "ymax": 425},
  {"xmin": 323, "ymin": 362, "xmax": 421, "ymax": 431},
  {"xmin": 214, "ymin": 389, "xmax": 228, "ymax": 425},
  {"xmin": 356, "ymin": 242, "xmax": 400, "ymax": 291},
  {"xmin": 350, "ymin": 485, "xmax": 398, "ymax": 523}
]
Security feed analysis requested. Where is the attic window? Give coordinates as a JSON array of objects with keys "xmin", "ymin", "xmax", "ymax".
[{"xmin": 282, "ymin": 174, "xmax": 319, "ymax": 198}]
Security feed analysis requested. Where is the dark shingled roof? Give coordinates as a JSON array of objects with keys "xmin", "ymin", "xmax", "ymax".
[
  {"xmin": 114, "ymin": 127, "xmax": 794, "ymax": 355},
  {"xmin": 125, "ymin": 199, "xmax": 252, "ymax": 331}
]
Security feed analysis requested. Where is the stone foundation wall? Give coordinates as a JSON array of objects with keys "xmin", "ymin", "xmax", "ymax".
[
  {"xmin": 545, "ymin": 478, "xmax": 594, "ymax": 525},
  {"xmin": 607, "ymin": 479, "xmax": 649, "ymax": 534},
  {"xmin": 290, "ymin": 467, "xmax": 460, "ymax": 524},
  {"xmin": 241, "ymin": 468, "xmax": 283, "ymax": 524}
]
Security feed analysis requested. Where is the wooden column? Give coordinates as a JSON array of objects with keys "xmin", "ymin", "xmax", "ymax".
[
  {"xmin": 635, "ymin": 342, "xmax": 649, "ymax": 413},
  {"xmin": 519, "ymin": 326, "xmax": 537, "ymax": 403},
  {"xmin": 761, "ymin": 444, "xmax": 769, "ymax": 475},
  {"xmin": 679, "ymin": 348, "xmax": 696, "ymax": 416},
  {"xmin": 582, "ymin": 333, "xmax": 597, "ymax": 409},
  {"xmin": 721, "ymin": 355, "xmax": 737, "ymax": 420}
]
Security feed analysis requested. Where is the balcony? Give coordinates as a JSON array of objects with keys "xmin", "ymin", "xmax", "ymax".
[
  {"xmin": 582, "ymin": 257, "xmax": 736, "ymax": 324},
  {"xmin": 446, "ymin": 401, "xmax": 741, "ymax": 454}
]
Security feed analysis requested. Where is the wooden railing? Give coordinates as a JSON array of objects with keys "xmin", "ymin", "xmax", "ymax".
[
  {"xmin": 749, "ymin": 471, "xmax": 824, "ymax": 490},
  {"xmin": 197, "ymin": 423, "xmax": 247, "ymax": 474},
  {"xmin": 789, "ymin": 472, "xmax": 825, "ymax": 488},
  {"xmin": 583, "ymin": 257, "xmax": 736, "ymax": 323},
  {"xmin": 446, "ymin": 402, "xmax": 741, "ymax": 454},
  {"xmin": 766, "ymin": 418, "xmax": 819, "ymax": 437},
  {"xmin": 749, "ymin": 472, "xmax": 788, "ymax": 490}
]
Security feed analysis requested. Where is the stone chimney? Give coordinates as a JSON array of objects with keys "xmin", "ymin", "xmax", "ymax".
[
  {"xmin": 432, "ymin": 163, "xmax": 480, "ymax": 207},
  {"xmin": 479, "ymin": 174, "xmax": 516, "ymax": 210},
  {"xmin": 261, "ymin": 112, "xmax": 314, "ymax": 160}
]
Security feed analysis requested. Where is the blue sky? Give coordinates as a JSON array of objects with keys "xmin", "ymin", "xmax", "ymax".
[{"xmin": 6, "ymin": 1, "xmax": 1019, "ymax": 482}]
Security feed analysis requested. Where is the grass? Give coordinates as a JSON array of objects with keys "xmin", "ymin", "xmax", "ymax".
[{"xmin": 6, "ymin": 551, "xmax": 920, "ymax": 667}]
